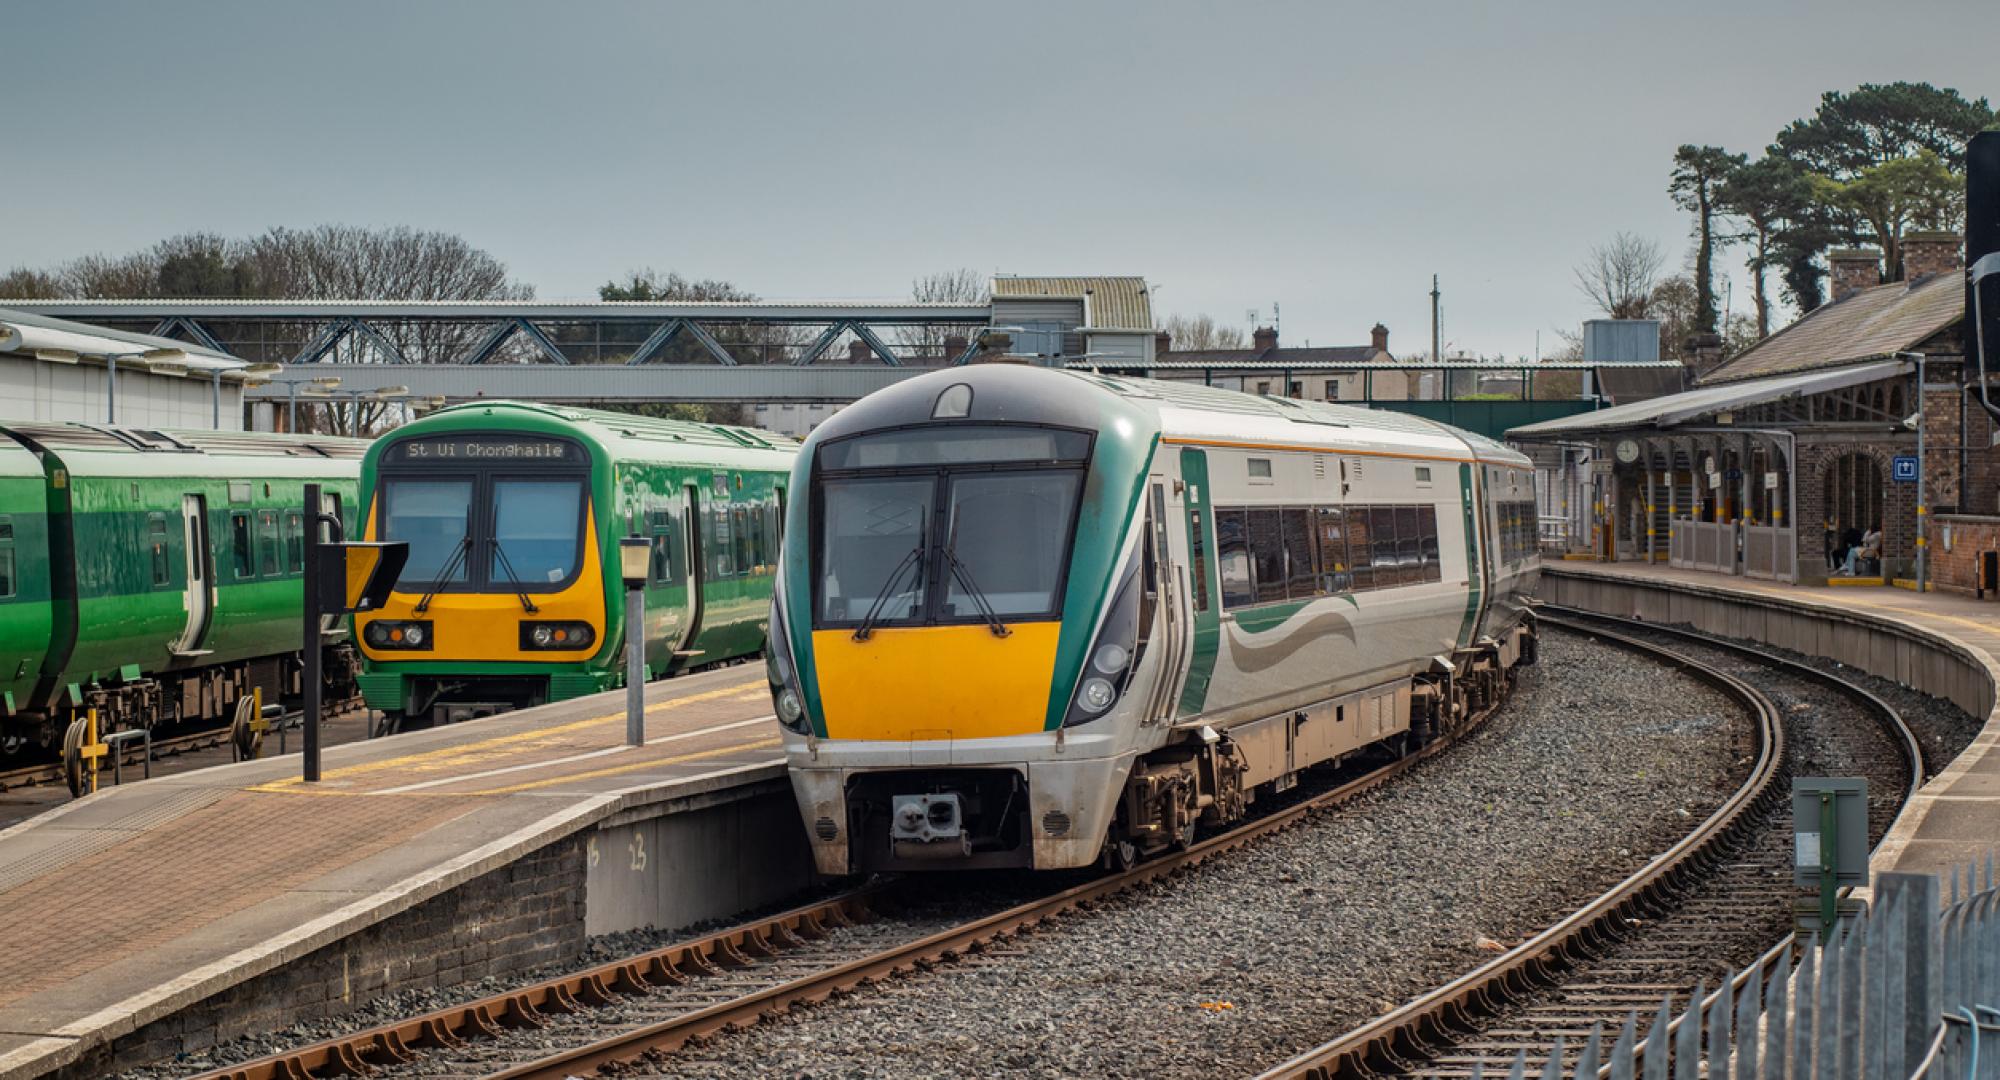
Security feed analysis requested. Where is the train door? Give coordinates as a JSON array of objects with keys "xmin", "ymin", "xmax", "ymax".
[
  {"xmin": 170, "ymin": 493, "xmax": 213, "ymax": 656},
  {"xmin": 1176, "ymin": 448, "xmax": 1220, "ymax": 716},
  {"xmin": 1141, "ymin": 478, "xmax": 1190, "ymax": 725},
  {"xmin": 673, "ymin": 482, "xmax": 705, "ymax": 662}
]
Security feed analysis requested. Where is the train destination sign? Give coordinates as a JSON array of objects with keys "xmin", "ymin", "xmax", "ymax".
[{"xmin": 388, "ymin": 436, "xmax": 574, "ymax": 463}]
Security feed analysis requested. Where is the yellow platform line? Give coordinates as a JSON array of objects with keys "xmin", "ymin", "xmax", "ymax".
[{"xmin": 249, "ymin": 679, "xmax": 764, "ymax": 793}]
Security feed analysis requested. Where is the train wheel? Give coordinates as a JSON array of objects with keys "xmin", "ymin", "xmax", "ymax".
[
  {"xmin": 1101, "ymin": 835, "xmax": 1139, "ymax": 872},
  {"xmin": 230, "ymin": 697, "xmax": 263, "ymax": 761},
  {"xmin": 61, "ymin": 717, "xmax": 87, "ymax": 797}
]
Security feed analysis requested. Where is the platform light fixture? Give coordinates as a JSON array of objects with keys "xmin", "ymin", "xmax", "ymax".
[{"xmin": 619, "ymin": 537, "xmax": 652, "ymax": 747}]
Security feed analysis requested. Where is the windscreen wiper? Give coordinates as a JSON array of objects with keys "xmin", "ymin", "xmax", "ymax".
[
  {"xmin": 414, "ymin": 533, "xmax": 471, "ymax": 614},
  {"xmin": 941, "ymin": 531, "xmax": 1010, "ymax": 638},
  {"xmin": 852, "ymin": 520, "xmax": 928, "ymax": 642},
  {"xmin": 488, "ymin": 539, "xmax": 541, "ymax": 614}
]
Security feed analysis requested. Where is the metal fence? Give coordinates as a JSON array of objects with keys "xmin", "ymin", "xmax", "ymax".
[
  {"xmin": 1666, "ymin": 520, "xmax": 1800, "ymax": 583},
  {"xmin": 1470, "ymin": 860, "xmax": 1999, "ymax": 1079},
  {"xmin": 1743, "ymin": 524, "xmax": 1799, "ymax": 582}
]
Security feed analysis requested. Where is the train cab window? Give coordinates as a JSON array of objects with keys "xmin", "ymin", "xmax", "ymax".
[
  {"xmin": 149, "ymin": 514, "xmax": 171, "ymax": 587},
  {"xmin": 230, "ymin": 513, "xmax": 254, "ymax": 579},
  {"xmin": 285, "ymin": 511, "xmax": 304, "ymax": 573},
  {"xmin": 1215, "ymin": 510, "xmax": 1253, "ymax": 609},
  {"xmin": 1314, "ymin": 508, "xmax": 1350, "ymax": 592},
  {"xmin": 1281, "ymin": 508, "xmax": 1317, "ymax": 599},
  {"xmin": 257, "ymin": 510, "xmax": 281, "ymax": 576},
  {"xmin": 490, "ymin": 479, "xmax": 584, "ymax": 586},
  {"xmin": 1419, "ymin": 505, "xmax": 1442, "ymax": 582},
  {"xmin": 940, "ymin": 470, "xmax": 1081, "ymax": 619},
  {"xmin": 382, "ymin": 480, "xmax": 472, "ymax": 588},
  {"xmin": 816, "ymin": 476, "xmax": 933, "ymax": 624}
]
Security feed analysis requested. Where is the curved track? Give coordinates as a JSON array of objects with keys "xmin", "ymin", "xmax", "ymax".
[{"xmin": 1258, "ymin": 609, "xmax": 1921, "ymax": 1079}]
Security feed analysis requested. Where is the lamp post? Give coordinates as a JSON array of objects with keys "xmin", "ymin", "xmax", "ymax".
[
  {"xmin": 1898, "ymin": 351, "xmax": 1928, "ymax": 593},
  {"xmin": 619, "ymin": 537, "xmax": 650, "ymax": 747}
]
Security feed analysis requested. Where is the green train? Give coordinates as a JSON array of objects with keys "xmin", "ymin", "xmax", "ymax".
[
  {"xmin": 354, "ymin": 402, "xmax": 797, "ymax": 726},
  {"xmin": 0, "ymin": 422, "xmax": 368, "ymax": 756}
]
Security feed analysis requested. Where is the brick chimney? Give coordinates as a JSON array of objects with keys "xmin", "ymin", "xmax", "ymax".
[
  {"xmin": 1155, "ymin": 330, "xmax": 1172, "ymax": 356},
  {"xmin": 1900, "ymin": 229, "xmax": 1963, "ymax": 281},
  {"xmin": 846, "ymin": 339, "xmax": 873, "ymax": 364},
  {"xmin": 1828, "ymin": 248, "xmax": 1882, "ymax": 302},
  {"xmin": 1252, "ymin": 326, "xmax": 1279, "ymax": 354},
  {"xmin": 1370, "ymin": 323, "xmax": 1389, "ymax": 353}
]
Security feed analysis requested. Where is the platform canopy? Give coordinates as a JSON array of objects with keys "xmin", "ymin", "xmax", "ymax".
[{"xmin": 1507, "ymin": 358, "xmax": 1912, "ymax": 440}]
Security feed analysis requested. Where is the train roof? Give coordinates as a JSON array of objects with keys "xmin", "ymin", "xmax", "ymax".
[
  {"xmin": 389, "ymin": 400, "xmax": 798, "ymax": 469},
  {"xmin": 0, "ymin": 422, "xmax": 370, "ymax": 478},
  {"xmin": 0, "ymin": 439, "xmax": 38, "ymax": 478}
]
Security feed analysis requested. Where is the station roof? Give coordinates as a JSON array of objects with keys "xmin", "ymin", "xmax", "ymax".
[
  {"xmin": 1699, "ymin": 273, "xmax": 1960, "ymax": 384},
  {"xmin": 991, "ymin": 276, "xmax": 1153, "ymax": 330},
  {"xmin": 1507, "ymin": 358, "xmax": 1910, "ymax": 439},
  {"xmin": 0, "ymin": 307, "xmax": 250, "ymax": 375}
]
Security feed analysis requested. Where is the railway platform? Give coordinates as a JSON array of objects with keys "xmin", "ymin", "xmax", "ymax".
[
  {"xmin": 0, "ymin": 665, "xmax": 788, "ymax": 1080},
  {"xmin": 1540, "ymin": 563, "xmax": 2000, "ymax": 887}
]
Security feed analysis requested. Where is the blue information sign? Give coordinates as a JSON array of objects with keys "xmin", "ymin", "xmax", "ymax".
[{"xmin": 1892, "ymin": 455, "xmax": 1919, "ymax": 482}]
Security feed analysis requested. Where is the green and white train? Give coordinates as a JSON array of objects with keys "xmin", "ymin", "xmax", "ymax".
[
  {"xmin": 354, "ymin": 402, "xmax": 797, "ymax": 725},
  {"xmin": 0, "ymin": 423, "xmax": 368, "ymax": 756},
  {"xmin": 770, "ymin": 364, "xmax": 1540, "ymax": 873}
]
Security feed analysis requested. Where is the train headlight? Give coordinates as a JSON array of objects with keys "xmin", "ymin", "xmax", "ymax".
[
  {"xmin": 1092, "ymin": 643, "xmax": 1130, "ymax": 674},
  {"xmin": 767, "ymin": 585, "xmax": 813, "ymax": 735},
  {"xmin": 364, "ymin": 620, "xmax": 434, "ymax": 651},
  {"xmin": 1063, "ymin": 539, "xmax": 1146, "ymax": 728},
  {"xmin": 519, "ymin": 622, "xmax": 595, "ymax": 650}
]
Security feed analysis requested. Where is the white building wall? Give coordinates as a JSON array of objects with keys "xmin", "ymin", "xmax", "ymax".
[
  {"xmin": 0, "ymin": 356, "xmax": 244, "ymax": 429},
  {"xmin": 749, "ymin": 401, "xmax": 842, "ymax": 439}
]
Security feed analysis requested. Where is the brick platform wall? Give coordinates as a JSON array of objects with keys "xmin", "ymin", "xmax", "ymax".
[
  {"xmin": 57, "ymin": 832, "xmax": 587, "ymax": 1078},
  {"xmin": 1927, "ymin": 514, "xmax": 2000, "ymax": 597}
]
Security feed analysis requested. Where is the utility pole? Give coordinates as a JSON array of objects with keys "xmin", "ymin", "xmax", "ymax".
[{"xmin": 1430, "ymin": 275, "xmax": 1441, "ymax": 365}]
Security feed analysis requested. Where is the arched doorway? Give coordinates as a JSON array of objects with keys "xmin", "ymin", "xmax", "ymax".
[{"xmin": 1822, "ymin": 452, "xmax": 1883, "ymax": 564}]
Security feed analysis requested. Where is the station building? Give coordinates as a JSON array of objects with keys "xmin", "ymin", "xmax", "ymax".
[
  {"xmin": 0, "ymin": 307, "xmax": 265, "ymax": 429},
  {"xmin": 1509, "ymin": 231, "xmax": 1998, "ymax": 591}
]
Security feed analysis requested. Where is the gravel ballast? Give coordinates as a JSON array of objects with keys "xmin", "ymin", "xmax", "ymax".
[{"xmin": 629, "ymin": 630, "xmax": 1749, "ymax": 1079}]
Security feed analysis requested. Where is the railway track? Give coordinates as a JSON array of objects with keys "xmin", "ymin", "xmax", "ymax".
[
  {"xmin": 191, "ymin": 656, "xmax": 1534, "ymax": 1080},
  {"xmin": 1258, "ymin": 609, "xmax": 1922, "ymax": 1079},
  {"xmin": 0, "ymin": 697, "xmax": 365, "ymax": 795}
]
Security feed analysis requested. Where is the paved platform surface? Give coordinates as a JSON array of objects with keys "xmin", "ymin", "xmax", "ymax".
[
  {"xmin": 1545, "ymin": 563, "xmax": 2000, "ymax": 888},
  {"xmin": 0, "ymin": 666, "xmax": 779, "ymax": 1079}
]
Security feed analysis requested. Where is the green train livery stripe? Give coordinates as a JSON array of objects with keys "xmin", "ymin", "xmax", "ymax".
[{"xmin": 1178, "ymin": 447, "xmax": 1220, "ymax": 716}]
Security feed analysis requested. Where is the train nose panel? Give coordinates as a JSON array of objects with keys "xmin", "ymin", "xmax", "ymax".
[{"xmin": 809, "ymin": 622, "xmax": 1061, "ymax": 741}]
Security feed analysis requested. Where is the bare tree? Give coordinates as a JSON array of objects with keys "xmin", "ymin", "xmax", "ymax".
[
  {"xmin": 1160, "ymin": 313, "xmax": 1247, "ymax": 351},
  {"xmin": 1573, "ymin": 232, "xmax": 1665, "ymax": 319},
  {"xmin": 892, "ymin": 269, "xmax": 987, "ymax": 364}
]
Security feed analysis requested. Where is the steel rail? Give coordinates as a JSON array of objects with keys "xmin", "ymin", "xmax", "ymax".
[
  {"xmin": 1536, "ymin": 606, "xmax": 1925, "ymax": 1080},
  {"xmin": 0, "ymin": 698, "xmax": 362, "ymax": 793},
  {"xmin": 200, "ymin": 654, "xmax": 1520, "ymax": 1080},
  {"xmin": 1256, "ymin": 615, "xmax": 1788, "ymax": 1080}
]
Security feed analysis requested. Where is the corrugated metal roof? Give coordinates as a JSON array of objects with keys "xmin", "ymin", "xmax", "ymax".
[
  {"xmin": 1699, "ymin": 274, "xmax": 1960, "ymax": 384},
  {"xmin": 991, "ymin": 276, "xmax": 1153, "ymax": 330},
  {"xmin": 1507, "ymin": 359, "xmax": 1910, "ymax": 439}
]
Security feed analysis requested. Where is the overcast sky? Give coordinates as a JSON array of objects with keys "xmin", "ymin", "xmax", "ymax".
[{"xmin": 5, "ymin": 0, "xmax": 1992, "ymax": 358}]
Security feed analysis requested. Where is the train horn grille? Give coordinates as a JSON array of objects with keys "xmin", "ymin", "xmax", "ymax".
[
  {"xmin": 1041, "ymin": 810, "xmax": 1071, "ymax": 838},
  {"xmin": 814, "ymin": 816, "xmax": 839, "ymax": 842}
]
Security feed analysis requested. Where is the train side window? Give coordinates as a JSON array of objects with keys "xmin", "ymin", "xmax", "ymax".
[
  {"xmin": 734, "ymin": 506, "xmax": 754, "ymax": 573},
  {"xmin": 229, "ymin": 513, "xmax": 254, "ymax": 578},
  {"xmin": 647, "ymin": 507, "xmax": 676, "ymax": 585},
  {"xmin": 1346, "ymin": 506, "xmax": 1374, "ymax": 591},
  {"xmin": 710, "ymin": 507, "xmax": 734, "ymax": 578},
  {"xmin": 258, "ymin": 510, "xmax": 281, "ymax": 576},
  {"xmin": 1215, "ymin": 509, "xmax": 1253, "ymax": 609},
  {"xmin": 1247, "ymin": 509, "xmax": 1286, "ymax": 604},
  {"xmin": 1281, "ymin": 507, "xmax": 1317, "ymax": 599},
  {"xmin": 1419, "ymin": 505, "xmax": 1442, "ymax": 582},
  {"xmin": 1394, "ymin": 506, "xmax": 1421, "ymax": 585},
  {"xmin": 1187, "ymin": 509, "xmax": 1211, "ymax": 613},
  {"xmin": 0, "ymin": 518, "xmax": 12, "ymax": 598},
  {"xmin": 285, "ymin": 511, "xmax": 304, "ymax": 573},
  {"xmin": 1314, "ymin": 508, "xmax": 1350, "ymax": 592},
  {"xmin": 0, "ymin": 516, "xmax": 11, "ymax": 541},
  {"xmin": 1369, "ymin": 507, "xmax": 1399, "ymax": 587},
  {"xmin": 148, "ymin": 513, "xmax": 171, "ymax": 587}
]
